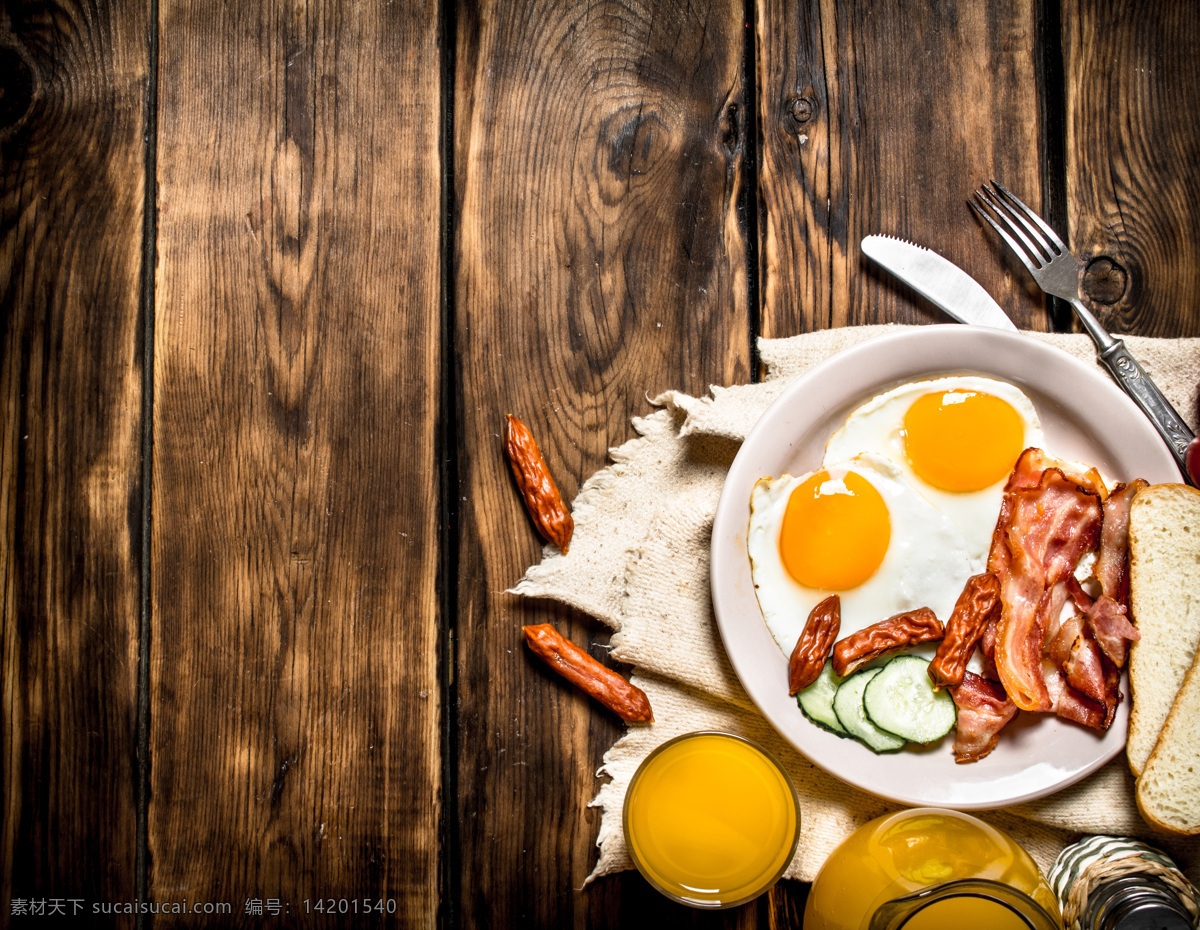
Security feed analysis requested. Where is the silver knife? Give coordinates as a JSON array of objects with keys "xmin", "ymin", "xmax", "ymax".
[{"xmin": 861, "ymin": 235, "xmax": 1018, "ymax": 332}]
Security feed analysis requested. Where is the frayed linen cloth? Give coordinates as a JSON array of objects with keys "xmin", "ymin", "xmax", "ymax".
[{"xmin": 513, "ymin": 324, "xmax": 1200, "ymax": 884}]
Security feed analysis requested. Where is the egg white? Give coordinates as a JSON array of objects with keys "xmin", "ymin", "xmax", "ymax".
[
  {"xmin": 748, "ymin": 453, "xmax": 974, "ymax": 660},
  {"xmin": 823, "ymin": 376, "xmax": 1044, "ymax": 569}
]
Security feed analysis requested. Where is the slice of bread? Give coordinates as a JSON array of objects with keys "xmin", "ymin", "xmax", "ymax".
[
  {"xmin": 1137, "ymin": 644, "xmax": 1200, "ymax": 834},
  {"xmin": 1126, "ymin": 483, "xmax": 1200, "ymax": 776}
]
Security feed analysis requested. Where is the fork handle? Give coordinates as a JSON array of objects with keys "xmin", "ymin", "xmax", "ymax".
[{"xmin": 1096, "ymin": 338, "xmax": 1196, "ymax": 483}]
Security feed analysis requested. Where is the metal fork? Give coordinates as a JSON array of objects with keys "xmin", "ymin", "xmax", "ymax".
[{"xmin": 970, "ymin": 180, "xmax": 1195, "ymax": 481}]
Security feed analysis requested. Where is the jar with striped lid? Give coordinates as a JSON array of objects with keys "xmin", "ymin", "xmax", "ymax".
[{"xmin": 1049, "ymin": 835, "xmax": 1199, "ymax": 930}]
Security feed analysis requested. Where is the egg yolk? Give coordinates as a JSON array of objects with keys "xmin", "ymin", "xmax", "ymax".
[
  {"xmin": 903, "ymin": 390, "xmax": 1025, "ymax": 492},
  {"xmin": 779, "ymin": 470, "xmax": 890, "ymax": 590}
]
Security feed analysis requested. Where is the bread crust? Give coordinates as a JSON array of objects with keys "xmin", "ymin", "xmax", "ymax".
[
  {"xmin": 1127, "ymin": 483, "xmax": 1200, "ymax": 777},
  {"xmin": 1136, "ymin": 637, "xmax": 1200, "ymax": 835}
]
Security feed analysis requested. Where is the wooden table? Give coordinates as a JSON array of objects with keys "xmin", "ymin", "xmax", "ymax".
[{"xmin": 4, "ymin": 1, "xmax": 1199, "ymax": 926}]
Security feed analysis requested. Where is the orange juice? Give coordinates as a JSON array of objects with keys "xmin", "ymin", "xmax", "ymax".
[
  {"xmin": 623, "ymin": 732, "xmax": 800, "ymax": 908},
  {"xmin": 901, "ymin": 895, "xmax": 1038, "ymax": 929},
  {"xmin": 805, "ymin": 808, "xmax": 1061, "ymax": 930}
]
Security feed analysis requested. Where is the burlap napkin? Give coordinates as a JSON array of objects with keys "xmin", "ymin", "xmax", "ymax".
[{"xmin": 514, "ymin": 324, "xmax": 1200, "ymax": 884}]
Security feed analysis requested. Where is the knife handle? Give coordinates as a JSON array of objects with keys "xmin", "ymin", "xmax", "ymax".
[{"xmin": 1097, "ymin": 338, "xmax": 1195, "ymax": 483}]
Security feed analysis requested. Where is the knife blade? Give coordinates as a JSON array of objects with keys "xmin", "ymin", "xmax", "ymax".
[{"xmin": 861, "ymin": 234, "xmax": 1018, "ymax": 332}]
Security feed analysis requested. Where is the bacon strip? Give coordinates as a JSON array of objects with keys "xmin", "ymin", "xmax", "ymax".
[
  {"xmin": 948, "ymin": 672, "xmax": 1018, "ymax": 763},
  {"xmin": 1043, "ymin": 600, "xmax": 1130, "ymax": 730},
  {"xmin": 1062, "ymin": 625, "xmax": 1107, "ymax": 705},
  {"xmin": 980, "ymin": 615, "xmax": 998, "ymax": 665},
  {"xmin": 1044, "ymin": 669, "xmax": 1108, "ymax": 730},
  {"xmin": 1084, "ymin": 595, "xmax": 1140, "ymax": 668},
  {"xmin": 988, "ymin": 461, "xmax": 1103, "ymax": 712},
  {"xmin": 1094, "ymin": 479, "xmax": 1148, "ymax": 604},
  {"xmin": 1041, "ymin": 579, "xmax": 1074, "ymax": 647},
  {"xmin": 1046, "ymin": 609, "xmax": 1084, "ymax": 669},
  {"xmin": 986, "ymin": 448, "xmax": 1049, "ymax": 581},
  {"xmin": 988, "ymin": 450, "xmax": 1107, "ymax": 578},
  {"xmin": 1098, "ymin": 658, "xmax": 1123, "ymax": 729},
  {"xmin": 1065, "ymin": 575, "xmax": 1094, "ymax": 611}
]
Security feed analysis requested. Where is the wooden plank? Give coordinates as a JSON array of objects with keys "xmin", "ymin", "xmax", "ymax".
[
  {"xmin": 756, "ymin": 0, "xmax": 1047, "ymax": 335},
  {"xmin": 1062, "ymin": 0, "xmax": 1200, "ymax": 337},
  {"xmin": 452, "ymin": 0, "xmax": 753, "ymax": 924},
  {"xmin": 150, "ymin": 2, "xmax": 441, "ymax": 924},
  {"xmin": 1, "ymin": 1, "xmax": 146, "ymax": 916}
]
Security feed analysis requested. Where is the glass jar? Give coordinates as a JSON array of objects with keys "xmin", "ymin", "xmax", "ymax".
[
  {"xmin": 1049, "ymin": 835, "xmax": 1199, "ymax": 930},
  {"xmin": 805, "ymin": 808, "xmax": 1062, "ymax": 930}
]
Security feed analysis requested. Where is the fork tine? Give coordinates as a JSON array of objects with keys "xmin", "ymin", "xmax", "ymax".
[
  {"xmin": 979, "ymin": 184, "xmax": 1056, "ymax": 265},
  {"xmin": 969, "ymin": 194, "xmax": 1045, "ymax": 273},
  {"xmin": 989, "ymin": 180, "xmax": 1067, "ymax": 254}
]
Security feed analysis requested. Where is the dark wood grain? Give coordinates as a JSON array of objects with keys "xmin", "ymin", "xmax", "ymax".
[
  {"xmin": 149, "ymin": 2, "xmax": 442, "ymax": 924},
  {"xmin": 1, "ymin": 1, "xmax": 146, "ymax": 918},
  {"xmin": 756, "ymin": 0, "xmax": 1048, "ymax": 335},
  {"xmin": 1062, "ymin": 0, "xmax": 1200, "ymax": 338},
  {"xmin": 452, "ymin": 0, "xmax": 752, "ymax": 924}
]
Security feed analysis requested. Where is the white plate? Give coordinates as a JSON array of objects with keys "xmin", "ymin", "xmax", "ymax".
[{"xmin": 710, "ymin": 326, "xmax": 1182, "ymax": 809}]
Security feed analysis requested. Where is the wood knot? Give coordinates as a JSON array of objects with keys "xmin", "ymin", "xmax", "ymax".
[
  {"xmin": 0, "ymin": 44, "xmax": 36, "ymax": 135},
  {"xmin": 1082, "ymin": 256, "xmax": 1128, "ymax": 305},
  {"xmin": 785, "ymin": 93, "xmax": 817, "ymax": 132},
  {"xmin": 720, "ymin": 102, "xmax": 741, "ymax": 156},
  {"xmin": 605, "ymin": 107, "xmax": 668, "ymax": 183}
]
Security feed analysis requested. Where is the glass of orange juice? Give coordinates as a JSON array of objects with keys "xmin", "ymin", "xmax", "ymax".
[{"xmin": 622, "ymin": 731, "xmax": 801, "ymax": 908}]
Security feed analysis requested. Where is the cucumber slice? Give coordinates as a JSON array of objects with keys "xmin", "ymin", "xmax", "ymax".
[
  {"xmin": 863, "ymin": 656, "xmax": 956, "ymax": 744},
  {"xmin": 833, "ymin": 668, "xmax": 907, "ymax": 753},
  {"xmin": 796, "ymin": 662, "xmax": 847, "ymax": 735}
]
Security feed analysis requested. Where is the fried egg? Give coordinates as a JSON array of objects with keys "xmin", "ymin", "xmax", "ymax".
[
  {"xmin": 748, "ymin": 453, "xmax": 974, "ymax": 658},
  {"xmin": 823, "ymin": 376, "xmax": 1043, "ymax": 567}
]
